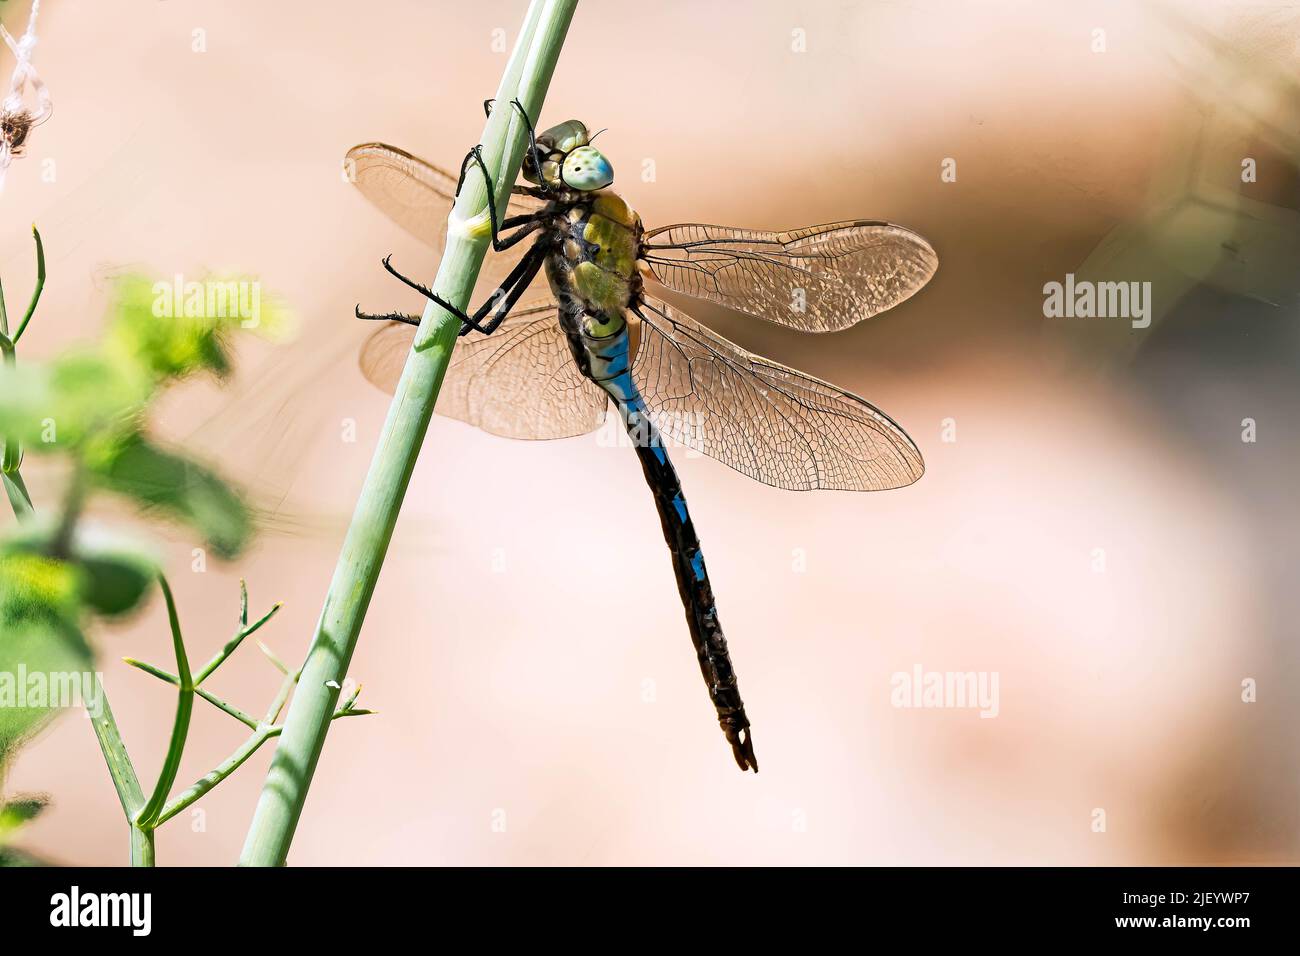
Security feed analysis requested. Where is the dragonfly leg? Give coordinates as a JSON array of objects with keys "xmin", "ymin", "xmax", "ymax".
[
  {"xmin": 354, "ymin": 306, "xmax": 420, "ymax": 327},
  {"xmin": 481, "ymin": 98, "xmax": 542, "ymax": 179},
  {"xmin": 454, "ymin": 144, "xmax": 542, "ymax": 253},
  {"xmin": 470, "ymin": 242, "xmax": 546, "ymax": 337},
  {"xmin": 495, "ymin": 216, "xmax": 544, "ymax": 250},
  {"xmin": 512, "ymin": 184, "xmax": 551, "ymax": 201},
  {"xmin": 452, "ymin": 145, "xmax": 481, "ymax": 200},
  {"xmin": 509, "ymin": 98, "xmax": 555, "ymax": 199},
  {"xmin": 373, "ymin": 243, "xmax": 546, "ymax": 337},
  {"xmin": 378, "ymin": 255, "xmax": 490, "ymax": 333}
]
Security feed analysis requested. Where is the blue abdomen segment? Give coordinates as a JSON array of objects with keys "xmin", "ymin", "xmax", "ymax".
[{"xmin": 584, "ymin": 325, "xmax": 757, "ymax": 772}]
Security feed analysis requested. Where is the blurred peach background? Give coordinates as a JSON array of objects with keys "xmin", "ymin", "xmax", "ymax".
[{"xmin": 3, "ymin": 0, "xmax": 1298, "ymax": 864}]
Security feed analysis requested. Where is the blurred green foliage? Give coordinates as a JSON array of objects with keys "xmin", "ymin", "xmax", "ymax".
[
  {"xmin": 0, "ymin": 793, "xmax": 49, "ymax": 866},
  {"xmin": 0, "ymin": 266, "xmax": 288, "ymax": 858}
]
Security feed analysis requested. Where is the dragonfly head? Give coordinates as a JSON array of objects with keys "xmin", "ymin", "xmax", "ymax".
[{"xmin": 522, "ymin": 119, "xmax": 614, "ymax": 192}]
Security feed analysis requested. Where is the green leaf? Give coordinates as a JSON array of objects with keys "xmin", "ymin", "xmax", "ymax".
[
  {"xmin": 106, "ymin": 275, "xmax": 232, "ymax": 381},
  {"xmin": 78, "ymin": 551, "xmax": 157, "ymax": 616},
  {"xmin": 0, "ymin": 350, "xmax": 149, "ymax": 452},
  {"xmin": 0, "ymin": 551, "xmax": 82, "ymax": 629},
  {"xmin": 1, "ymin": 520, "xmax": 161, "ymax": 619},
  {"xmin": 0, "ymin": 795, "xmax": 48, "ymax": 843},
  {"xmin": 104, "ymin": 274, "xmax": 292, "ymax": 385},
  {"xmin": 0, "ymin": 604, "xmax": 92, "ymax": 761},
  {"xmin": 0, "ymin": 550, "xmax": 98, "ymax": 786},
  {"xmin": 0, "ymin": 846, "xmax": 49, "ymax": 867},
  {"xmin": 68, "ymin": 527, "xmax": 160, "ymax": 618},
  {"xmin": 87, "ymin": 435, "xmax": 251, "ymax": 559}
]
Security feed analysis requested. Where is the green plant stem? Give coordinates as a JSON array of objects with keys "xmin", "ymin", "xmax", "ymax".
[
  {"xmin": 263, "ymin": 663, "xmax": 301, "ymax": 726},
  {"xmin": 130, "ymin": 825, "xmax": 155, "ymax": 867},
  {"xmin": 134, "ymin": 575, "xmax": 194, "ymax": 829},
  {"xmin": 1, "ymin": 226, "xmax": 45, "ymax": 480},
  {"xmin": 11, "ymin": 226, "xmax": 45, "ymax": 345},
  {"xmin": 196, "ymin": 598, "xmax": 281, "ymax": 683},
  {"xmin": 238, "ymin": 0, "xmax": 579, "ymax": 866},
  {"xmin": 49, "ymin": 464, "xmax": 87, "ymax": 558},
  {"xmin": 255, "ymin": 639, "xmax": 290, "ymax": 675},
  {"xmin": 85, "ymin": 676, "xmax": 154, "ymax": 864},
  {"xmin": 124, "ymin": 657, "xmax": 259, "ymax": 729},
  {"xmin": 160, "ymin": 726, "xmax": 275, "ymax": 827},
  {"xmin": 155, "ymin": 706, "xmax": 371, "ymax": 828},
  {"xmin": 87, "ymin": 677, "xmax": 146, "ymax": 819}
]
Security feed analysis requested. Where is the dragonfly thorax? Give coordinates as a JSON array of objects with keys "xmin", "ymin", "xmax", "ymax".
[{"xmin": 544, "ymin": 190, "xmax": 643, "ymax": 329}]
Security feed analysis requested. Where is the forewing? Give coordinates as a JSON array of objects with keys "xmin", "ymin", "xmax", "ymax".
[
  {"xmin": 631, "ymin": 295, "xmax": 923, "ymax": 491},
  {"xmin": 640, "ymin": 220, "xmax": 937, "ymax": 333},
  {"xmin": 345, "ymin": 142, "xmax": 547, "ymax": 291},
  {"xmin": 358, "ymin": 299, "xmax": 608, "ymax": 441}
]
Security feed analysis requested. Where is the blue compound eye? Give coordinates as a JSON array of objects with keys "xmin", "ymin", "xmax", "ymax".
[{"xmin": 561, "ymin": 146, "xmax": 614, "ymax": 191}]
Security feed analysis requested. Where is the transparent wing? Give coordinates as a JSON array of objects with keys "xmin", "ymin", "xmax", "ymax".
[
  {"xmin": 631, "ymin": 295, "xmax": 923, "ymax": 491},
  {"xmin": 640, "ymin": 220, "xmax": 937, "ymax": 333},
  {"xmin": 345, "ymin": 142, "xmax": 547, "ymax": 291},
  {"xmin": 358, "ymin": 299, "xmax": 609, "ymax": 441}
]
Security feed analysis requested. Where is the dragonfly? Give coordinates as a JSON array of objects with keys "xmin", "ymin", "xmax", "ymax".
[{"xmin": 348, "ymin": 103, "xmax": 937, "ymax": 772}]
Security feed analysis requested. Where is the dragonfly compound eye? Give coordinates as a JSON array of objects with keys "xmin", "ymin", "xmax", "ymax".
[{"xmin": 561, "ymin": 146, "xmax": 614, "ymax": 191}]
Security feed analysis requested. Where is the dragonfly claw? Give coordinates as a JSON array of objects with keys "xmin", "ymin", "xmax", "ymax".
[{"xmin": 725, "ymin": 724, "xmax": 758, "ymax": 773}]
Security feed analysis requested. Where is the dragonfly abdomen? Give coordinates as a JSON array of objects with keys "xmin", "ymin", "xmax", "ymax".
[
  {"xmin": 578, "ymin": 321, "xmax": 758, "ymax": 773},
  {"xmin": 623, "ymin": 403, "xmax": 757, "ymax": 773}
]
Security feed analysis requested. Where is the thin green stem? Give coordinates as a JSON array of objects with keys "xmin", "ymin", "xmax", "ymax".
[
  {"xmin": 2, "ymin": 226, "xmax": 45, "ymax": 477},
  {"xmin": 263, "ymin": 665, "xmax": 301, "ymax": 726},
  {"xmin": 11, "ymin": 225, "xmax": 45, "ymax": 345},
  {"xmin": 135, "ymin": 575, "xmax": 194, "ymax": 829},
  {"xmin": 124, "ymin": 657, "xmax": 259, "ymax": 730},
  {"xmin": 130, "ymin": 825, "xmax": 155, "ymax": 867},
  {"xmin": 86, "ymin": 676, "xmax": 146, "ymax": 820},
  {"xmin": 157, "ymin": 727, "xmax": 274, "ymax": 827},
  {"xmin": 196, "ymin": 689, "xmax": 255, "ymax": 729},
  {"xmin": 156, "ymin": 704, "xmax": 373, "ymax": 827},
  {"xmin": 49, "ymin": 464, "xmax": 87, "ymax": 558},
  {"xmin": 255, "ymin": 639, "xmax": 290, "ymax": 676},
  {"xmin": 196, "ymin": 599, "xmax": 281, "ymax": 684},
  {"xmin": 86, "ymin": 677, "xmax": 156, "ymax": 867},
  {"xmin": 1, "ymin": 327, "xmax": 18, "ymax": 477},
  {"xmin": 238, "ymin": 0, "xmax": 578, "ymax": 866}
]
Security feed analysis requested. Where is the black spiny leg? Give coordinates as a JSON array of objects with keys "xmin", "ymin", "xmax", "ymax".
[
  {"xmin": 483, "ymin": 96, "xmax": 546, "ymax": 192},
  {"xmin": 509, "ymin": 98, "xmax": 553, "ymax": 198},
  {"xmin": 454, "ymin": 100, "xmax": 555, "ymax": 251},
  {"xmin": 357, "ymin": 104, "xmax": 550, "ymax": 333},
  {"xmin": 462, "ymin": 146, "xmax": 513, "ymax": 253},
  {"xmin": 353, "ymin": 307, "xmax": 421, "ymax": 327},
  {"xmin": 470, "ymin": 241, "xmax": 546, "ymax": 337},
  {"xmin": 362, "ymin": 204, "xmax": 542, "ymax": 335},
  {"xmin": 448, "ymin": 145, "xmax": 513, "ymax": 255},
  {"xmin": 357, "ymin": 241, "xmax": 546, "ymax": 337},
  {"xmin": 452, "ymin": 145, "xmax": 482, "ymax": 204}
]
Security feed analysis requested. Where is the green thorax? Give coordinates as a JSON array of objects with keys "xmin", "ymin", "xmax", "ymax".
[{"xmin": 551, "ymin": 190, "xmax": 642, "ymax": 328}]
